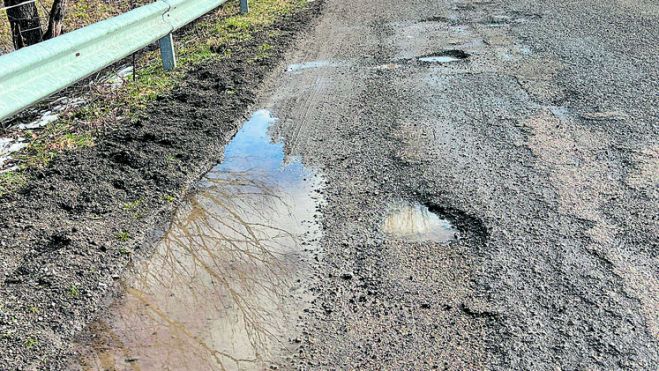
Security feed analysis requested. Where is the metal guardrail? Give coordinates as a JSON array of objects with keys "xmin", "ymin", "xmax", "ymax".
[{"xmin": 0, "ymin": 0, "xmax": 249, "ymax": 121}]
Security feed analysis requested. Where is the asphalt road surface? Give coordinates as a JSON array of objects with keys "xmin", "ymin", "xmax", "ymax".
[
  {"xmin": 5, "ymin": 0, "xmax": 656, "ymax": 369},
  {"xmin": 256, "ymin": 0, "xmax": 658, "ymax": 368}
]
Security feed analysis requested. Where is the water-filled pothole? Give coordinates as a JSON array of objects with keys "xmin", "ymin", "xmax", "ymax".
[
  {"xmin": 286, "ymin": 60, "xmax": 338, "ymax": 72},
  {"xmin": 75, "ymin": 110, "xmax": 322, "ymax": 370},
  {"xmin": 383, "ymin": 201, "xmax": 459, "ymax": 243},
  {"xmin": 418, "ymin": 50, "xmax": 470, "ymax": 64}
]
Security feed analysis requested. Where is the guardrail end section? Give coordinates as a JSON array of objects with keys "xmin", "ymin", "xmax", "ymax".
[
  {"xmin": 158, "ymin": 33, "xmax": 177, "ymax": 71},
  {"xmin": 240, "ymin": 0, "xmax": 249, "ymax": 14}
]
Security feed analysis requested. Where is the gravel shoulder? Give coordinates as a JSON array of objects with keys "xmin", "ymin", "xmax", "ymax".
[{"xmin": 0, "ymin": 2, "xmax": 323, "ymax": 368}]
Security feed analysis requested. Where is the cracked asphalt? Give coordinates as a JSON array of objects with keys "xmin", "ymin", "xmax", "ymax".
[{"xmin": 253, "ymin": 0, "xmax": 658, "ymax": 368}]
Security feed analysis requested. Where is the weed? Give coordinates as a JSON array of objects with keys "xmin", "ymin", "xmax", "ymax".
[
  {"xmin": 255, "ymin": 43, "xmax": 274, "ymax": 60},
  {"xmin": 122, "ymin": 199, "xmax": 143, "ymax": 211},
  {"xmin": 29, "ymin": 306, "xmax": 39, "ymax": 314},
  {"xmin": 116, "ymin": 231, "xmax": 130, "ymax": 242},
  {"xmin": 164, "ymin": 154, "xmax": 177, "ymax": 164},
  {"xmin": 163, "ymin": 194, "xmax": 176, "ymax": 203},
  {"xmin": 24, "ymin": 337, "xmax": 38, "ymax": 349},
  {"xmin": 68, "ymin": 285, "xmax": 80, "ymax": 298},
  {"xmin": 119, "ymin": 247, "xmax": 132, "ymax": 256}
]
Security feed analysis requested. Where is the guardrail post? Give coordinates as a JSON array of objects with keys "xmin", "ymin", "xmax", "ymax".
[
  {"xmin": 158, "ymin": 33, "xmax": 177, "ymax": 71},
  {"xmin": 240, "ymin": 0, "xmax": 248, "ymax": 14}
]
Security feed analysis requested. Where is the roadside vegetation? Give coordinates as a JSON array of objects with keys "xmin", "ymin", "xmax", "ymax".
[
  {"xmin": 0, "ymin": 0, "xmax": 308, "ymax": 197},
  {"xmin": 0, "ymin": 0, "xmax": 153, "ymax": 53}
]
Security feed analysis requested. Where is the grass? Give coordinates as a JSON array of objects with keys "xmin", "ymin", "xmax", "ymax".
[
  {"xmin": 116, "ymin": 231, "xmax": 130, "ymax": 242},
  {"xmin": 0, "ymin": 171, "xmax": 27, "ymax": 197},
  {"xmin": 122, "ymin": 199, "xmax": 143, "ymax": 211},
  {"xmin": 0, "ymin": 0, "xmax": 310, "ymax": 197},
  {"xmin": 119, "ymin": 246, "xmax": 132, "ymax": 255},
  {"xmin": 0, "ymin": 0, "xmax": 153, "ymax": 53},
  {"xmin": 24, "ymin": 337, "xmax": 38, "ymax": 349},
  {"xmin": 67, "ymin": 284, "xmax": 80, "ymax": 298}
]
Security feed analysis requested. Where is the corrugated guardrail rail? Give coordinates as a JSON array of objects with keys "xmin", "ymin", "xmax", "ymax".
[{"xmin": 0, "ymin": 0, "xmax": 249, "ymax": 121}]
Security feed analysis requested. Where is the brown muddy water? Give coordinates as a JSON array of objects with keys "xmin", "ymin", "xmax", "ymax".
[
  {"xmin": 383, "ymin": 202, "xmax": 459, "ymax": 243},
  {"xmin": 74, "ymin": 110, "xmax": 323, "ymax": 370}
]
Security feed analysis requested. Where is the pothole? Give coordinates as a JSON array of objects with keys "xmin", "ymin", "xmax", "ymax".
[
  {"xmin": 418, "ymin": 50, "xmax": 470, "ymax": 64},
  {"xmin": 383, "ymin": 201, "xmax": 459, "ymax": 243}
]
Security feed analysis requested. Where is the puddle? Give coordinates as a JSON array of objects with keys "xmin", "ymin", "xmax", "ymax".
[
  {"xmin": 374, "ymin": 63, "xmax": 401, "ymax": 70},
  {"xmin": 286, "ymin": 60, "xmax": 338, "ymax": 72},
  {"xmin": 75, "ymin": 110, "xmax": 322, "ymax": 370},
  {"xmin": 383, "ymin": 201, "xmax": 458, "ymax": 243},
  {"xmin": 419, "ymin": 50, "xmax": 470, "ymax": 64}
]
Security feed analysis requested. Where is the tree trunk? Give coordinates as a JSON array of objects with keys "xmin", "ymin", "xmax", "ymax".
[
  {"xmin": 43, "ymin": 0, "xmax": 67, "ymax": 40},
  {"xmin": 4, "ymin": 0, "xmax": 42, "ymax": 49}
]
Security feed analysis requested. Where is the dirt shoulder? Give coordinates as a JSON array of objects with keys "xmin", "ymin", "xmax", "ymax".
[{"xmin": 0, "ymin": 1, "xmax": 323, "ymax": 369}]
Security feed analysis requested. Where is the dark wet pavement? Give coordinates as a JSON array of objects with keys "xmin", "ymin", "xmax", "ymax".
[{"xmin": 75, "ymin": 110, "xmax": 322, "ymax": 370}]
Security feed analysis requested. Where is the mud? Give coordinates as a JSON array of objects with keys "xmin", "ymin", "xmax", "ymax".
[{"xmin": 0, "ymin": 2, "xmax": 324, "ymax": 369}]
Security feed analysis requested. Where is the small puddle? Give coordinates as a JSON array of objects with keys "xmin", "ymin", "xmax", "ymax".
[
  {"xmin": 383, "ymin": 201, "xmax": 458, "ymax": 243},
  {"xmin": 419, "ymin": 50, "xmax": 470, "ymax": 64},
  {"xmin": 75, "ymin": 110, "xmax": 322, "ymax": 370},
  {"xmin": 419, "ymin": 56, "xmax": 462, "ymax": 63},
  {"xmin": 286, "ymin": 60, "xmax": 338, "ymax": 72}
]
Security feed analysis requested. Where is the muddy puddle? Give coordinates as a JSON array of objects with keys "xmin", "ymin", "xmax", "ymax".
[
  {"xmin": 74, "ymin": 110, "xmax": 322, "ymax": 370},
  {"xmin": 383, "ymin": 201, "xmax": 458, "ymax": 243}
]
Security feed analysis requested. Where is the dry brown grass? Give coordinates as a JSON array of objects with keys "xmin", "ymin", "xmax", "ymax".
[{"xmin": 0, "ymin": 0, "xmax": 154, "ymax": 53}]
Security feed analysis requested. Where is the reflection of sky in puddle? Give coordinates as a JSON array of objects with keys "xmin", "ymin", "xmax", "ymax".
[
  {"xmin": 76, "ymin": 110, "xmax": 322, "ymax": 371},
  {"xmin": 384, "ymin": 201, "xmax": 458, "ymax": 243},
  {"xmin": 286, "ymin": 60, "xmax": 338, "ymax": 72},
  {"xmin": 208, "ymin": 110, "xmax": 305, "ymax": 187},
  {"xmin": 419, "ymin": 56, "xmax": 462, "ymax": 63}
]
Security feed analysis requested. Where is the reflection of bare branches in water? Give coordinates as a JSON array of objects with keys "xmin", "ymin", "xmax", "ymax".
[{"xmin": 83, "ymin": 169, "xmax": 316, "ymax": 370}]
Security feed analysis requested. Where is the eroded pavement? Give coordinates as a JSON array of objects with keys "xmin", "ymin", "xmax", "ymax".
[{"xmin": 74, "ymin": 0, "xmax": 658, "ymax": 369}]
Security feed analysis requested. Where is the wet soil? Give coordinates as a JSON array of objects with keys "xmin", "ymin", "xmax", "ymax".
[{"xmin": 0, "ymin": 2, "xmax": 324, "ymax": 369}]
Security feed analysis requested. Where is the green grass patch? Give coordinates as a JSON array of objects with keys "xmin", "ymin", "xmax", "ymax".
[
  {"xmin": 24, "ymin": 337, "xmax": 38, "ymax": 349},
  {"xmin": 67, "ymin": 284, "xmax": 80, "ymax": 298},
  {"xmin": 0, "ymin": 171, "xmax": 27, "ymax": 197},
  {"xmin": 116, "ymin": 231, "xmax": 131, "ymax": 242}
]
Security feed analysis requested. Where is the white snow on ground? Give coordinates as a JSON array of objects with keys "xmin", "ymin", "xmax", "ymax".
[
  {"xmin": 0, "ymin": 137, "xmax": 27, "ymax": 172},
  {"xmin": 1, "ymin": 65, "xmax": 133, "ymax": 172}
]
